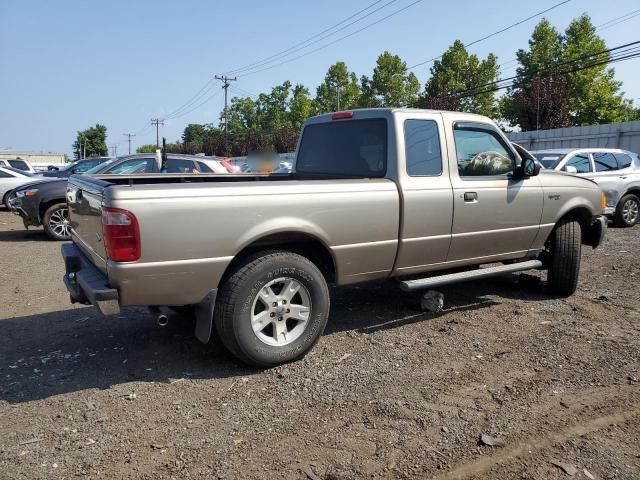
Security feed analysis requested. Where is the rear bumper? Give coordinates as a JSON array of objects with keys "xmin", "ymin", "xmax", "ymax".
[
  {"xmin": 62, "ymin": 243, "xmax": 120, "ymax": 315},
  {"xmin": 585, "ymin": 215, "xmax": 607, "ymax": 249}
]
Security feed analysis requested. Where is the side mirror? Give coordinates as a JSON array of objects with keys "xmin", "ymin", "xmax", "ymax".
[
  {"xmin": 564, "ymin": 165, "xmax": 578, "ymax": 174},
  {"xmin": 515, "ymin": 157, "xmax": 540, "ymax": 179}
]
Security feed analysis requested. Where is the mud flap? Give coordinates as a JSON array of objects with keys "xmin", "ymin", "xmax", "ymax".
[{"xmin": 194, "ymin": 290, "xmax": 217, "ymax": 343}]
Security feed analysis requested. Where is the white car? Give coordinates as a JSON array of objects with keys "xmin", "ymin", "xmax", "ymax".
[
  {"xmin": 0, "ymin": 167, "xmax": 44, "ymax": 206},
  {"xmin": 532, "ymin": 148, "xmax": 640, "ymax": 227},
  {"xmin": 0, "ymin": 158, "xmax": 36, "ymax": 174}
]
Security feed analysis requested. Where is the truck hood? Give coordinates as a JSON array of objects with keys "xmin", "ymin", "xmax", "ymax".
[
  {"xmin": 538, "ymin": 169, "xmax": 599, "ymax": 188},
  {"xmin": 11, "ymin": 177, "xmax": 65, "ymax": 192}
]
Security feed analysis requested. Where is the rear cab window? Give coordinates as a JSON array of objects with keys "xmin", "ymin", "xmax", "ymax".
[
  {"xmin": 8, "ymin": 159, "xmax": 29, "ymax": 170},
  {"xmin": 296, "ymin": 118, "xmax": 387, "ymax": 177}
]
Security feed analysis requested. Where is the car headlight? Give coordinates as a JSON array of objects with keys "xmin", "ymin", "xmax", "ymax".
[{"xmin": 16, "ymin": 189, "xmax": 38, "ymax": 198}]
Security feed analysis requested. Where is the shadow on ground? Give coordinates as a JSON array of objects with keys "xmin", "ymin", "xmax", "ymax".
[{"xmin": 0, "ymin": 273, "xmax": 552, "ymax": 404}]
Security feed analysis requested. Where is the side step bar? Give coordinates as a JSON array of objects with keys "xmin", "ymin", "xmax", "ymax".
[{"xmin": 399, "ymin": 260, "xmax": 543, "ymax": 292}]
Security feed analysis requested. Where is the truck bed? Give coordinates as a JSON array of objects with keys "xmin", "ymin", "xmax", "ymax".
[{"xmin": 67, "ymin": 174, "xmax": 401, "ymax": 306}]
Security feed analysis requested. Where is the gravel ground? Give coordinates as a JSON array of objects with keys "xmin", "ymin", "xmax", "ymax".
[{"xmin": 0, "ymin": 209, "xmax": 639, "ymax": 480}]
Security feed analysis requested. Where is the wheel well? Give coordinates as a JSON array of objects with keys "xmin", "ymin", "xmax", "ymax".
[
  {"xmin": 622, "ymin": 188, "xmax": 640, "ymax": 201},
  {"xmin": 220, "ymin": 233, "xmax": 336, "ymax": 285},
  {"xmin": 39, "ymin": 198, "xmax": 65, "ymax": 219},
  {"xmin": 553, "ymin": 207, "xmax": 592, "ymax": 245}
]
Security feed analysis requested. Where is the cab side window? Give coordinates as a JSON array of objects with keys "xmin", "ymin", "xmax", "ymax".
[
  {"xmin": 0, "ymin": 170, "xmax": 11, "ymax": 178},
  {"xmin": 453, "ymin": 125, "xmax": 514, "ymax": 177},
  {"xmin": 404, "ymin": 120, "xmax": 442, "ymax": 176},
  {"xmin": 562, "ymin": 154, "xmax": 591, "ymax": 173},
  {"xmin": 593, "ymin": 152, "xmax": 618, "ymax": 172}
]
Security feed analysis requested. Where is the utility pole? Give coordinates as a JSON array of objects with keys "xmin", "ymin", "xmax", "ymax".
[
  {"xmin": 110, "ymin": 144, "xmax": 118, "ymax": 157},
  {"xmin": 123, "ymin": 133, "xmax": 136, "ymax": 154},
  {"xmin": 150, "ymin": 119, "xmax": 165, "ymax": 148},
  {"xmin": 215, "ymin": 75, "xmax": 238, "ymax": 140},
  {"xmin": 336, "ymin": 85, "xmax": 341, "ymax": 111}
]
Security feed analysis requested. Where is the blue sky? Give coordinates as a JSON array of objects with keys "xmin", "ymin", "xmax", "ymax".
[{"xmin": 1, "ymin": 0, "xmax": 639, "ymax": 156}]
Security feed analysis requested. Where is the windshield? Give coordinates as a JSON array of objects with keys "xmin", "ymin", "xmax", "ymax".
[
  {"xmin": 533, "ymin": 152, "xmax": 566, "ymax": 169},
  {"xmin": 85, "ymin": 158, "xmax": 117, "ymax": 174},
  {"xmin": 296, "ymin": 118, "xmax": 387, "ymax": 177}
]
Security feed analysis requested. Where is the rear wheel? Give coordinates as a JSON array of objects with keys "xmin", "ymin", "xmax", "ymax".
[
  {"xmin": 214, "ymin": 251, "xmax": 330, "ymax": 367},
  {"xmin": 2, "ymin": 191, "xmax": 11, "ymax": 207},
  {"xmin": 613, "ymin": 194, "xmax": 639, "ymax": 227},
  {"xmin": 547, "ymin": 219, "xmax": 582, "ymax": 296},
  {"xmin": 43, "ymin": 203, "xmax": 71, "ymax": 240}
]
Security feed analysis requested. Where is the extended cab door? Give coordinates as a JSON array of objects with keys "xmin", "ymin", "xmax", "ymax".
[
  {"xmin": 393, "ymin": 112, "xmax": 454, "ymax": 274},
  {"xmin": 444, "ymin": 118, "xmax": 543, "ymax": 263}
]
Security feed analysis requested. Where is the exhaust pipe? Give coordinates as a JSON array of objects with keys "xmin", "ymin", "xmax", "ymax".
[{"xmin": 148, "ymin": 307, "xmax": 169, "ymax": 327}]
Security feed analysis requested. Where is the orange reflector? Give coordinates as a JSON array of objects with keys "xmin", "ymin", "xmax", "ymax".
[{"xmin": 601, "ymin": 192, "xmax": 607, "ymax": 211}]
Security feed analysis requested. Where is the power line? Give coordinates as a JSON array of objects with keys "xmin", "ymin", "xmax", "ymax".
[
  {"xmin": 224, "ymin": 0, "xmax": 392, "ymax": 75},
  {"xmin": 405, "ymin": 39, "xmax": 640, "ymax": 107},
  {"xmin": 164, "ymin": 79, "xmax": 218, "ymax": 120},
  {"xmin": 164, "ymin": 88, "xmax": 223, "ymax": 121},
  {"xmin": 239, "ymin": 0, "xmax": 424, "ymax": 78},
  {"xmin": 408, "ymin": 0, "xmax": 573, "ymax": 70},
  {"xmin": 226, "ymin": 0, "xmax": 399, "ymax": 75},
  {"xmin": 500, "ymin": 8, "xmax": 640, "ymax": 73}
]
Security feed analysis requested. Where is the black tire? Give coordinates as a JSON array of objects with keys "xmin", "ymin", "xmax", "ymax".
[
  {"xmin": 613, "ymin": 193, "xmax": 639, "ymax": 228},
  {"xmin": 2, "ymin": 191, "xmax": 11, "ymax": 208},
  {"xmin": 43, "ymin": 203, "xmax": 71, "ymax": 240},
  {"xmin": 547, "ymin": 219, "xmax": 581, "ymax": 296},
  {"xmin": 214, "ymin": 251, "xmax": 330, "ymax": 367}
]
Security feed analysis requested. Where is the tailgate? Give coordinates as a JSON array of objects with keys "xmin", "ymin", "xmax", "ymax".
[{"xmin": 67, "ymin": 176, "xmax": 110, "ymax": 272}]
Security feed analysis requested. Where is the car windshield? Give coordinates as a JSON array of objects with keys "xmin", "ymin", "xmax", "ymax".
[
  {"xmin": 4, "ymin": 166, "xmax": 33, "ymax": 176},
  {"xmin": 533, "ymin": 152, "xmax": 566, "ymax": 169},
  {"xmin": 85, "ymin": 158, "xmax": 117, "ymax": 174}
]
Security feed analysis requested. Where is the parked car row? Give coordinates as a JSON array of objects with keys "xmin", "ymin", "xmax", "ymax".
[
  {"xmin": 7, "ymin": 154, "xmax": 230, "ymax": 240},
  {"xmin": 532, "ymin": 148, "xmax": 640, "ymax": 227}
]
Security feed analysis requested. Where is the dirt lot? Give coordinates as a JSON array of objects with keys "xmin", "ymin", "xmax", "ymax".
[{"xmin": 0, "ymin": 209, "xmax": 638, "ymax": 480}]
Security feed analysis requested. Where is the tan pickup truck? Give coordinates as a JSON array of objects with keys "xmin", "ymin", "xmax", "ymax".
[{"xmin": 62, "ymin": 108, "xmax": 607, "ymax": 366}]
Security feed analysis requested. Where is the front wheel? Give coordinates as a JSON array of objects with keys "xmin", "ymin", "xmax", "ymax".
[
  {"xmin": 214, "ymin": 251, "xmax": 330, "ymax": 367},
  {"xmin": 547, "ymin": 219, "xmax": 581, "ymax": 296},
  {"xmin": 43, "ymin": 203, "xmax": 71, "ymax": 240},
  {"xmin": 613, "ymin": 194, "xmax": 639, "ymax": 227}
]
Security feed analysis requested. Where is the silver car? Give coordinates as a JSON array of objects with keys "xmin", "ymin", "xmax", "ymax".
[{"xmin": 532, "ymin": 148, "xmax": 640, "ymax": 227}]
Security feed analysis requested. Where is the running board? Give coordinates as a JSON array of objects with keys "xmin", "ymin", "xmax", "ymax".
[{"xmin": 398, "ymin": 260, "xmax": 543, "ymax": 292}]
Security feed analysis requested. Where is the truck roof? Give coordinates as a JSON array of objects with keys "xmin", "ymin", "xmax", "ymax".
[{"xmin": 307, "ymin": 107, "xmax": 492, "ymax": 125}]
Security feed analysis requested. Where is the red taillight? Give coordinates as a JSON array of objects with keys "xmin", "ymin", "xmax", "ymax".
[
  {"xmin": 101, "ymin": 207, "xmax": 140, "ymax": 262},
  {"xmin": 331, "ymin": 111, "xmax": 353, "ymax": 120}
]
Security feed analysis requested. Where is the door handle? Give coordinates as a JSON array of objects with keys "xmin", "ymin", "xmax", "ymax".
[{"xmin": 463, "ymin": 192, "xmax": 478, "ymax": 203}]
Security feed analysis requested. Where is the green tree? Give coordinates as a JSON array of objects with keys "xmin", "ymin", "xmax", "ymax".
[
  {"xmin": 422, "ymin": 40, "xmax": 500, "ymax": 116},
  {"xmin": 314, "ymin": 62, "xmax": 362, "ymax": 113},
  {"xmin": 502, "ymin": 15, "xmax": 629, "ymax": 130},
  {"xmin": 288, "ymin": 84, "xmax": 313, "ymax": 131},
  {"xmin": 73, "ymin": 124, "xmax": 108, "ymax": 160},
  {"xmin": 136, "ymin": 144, "xmax": 158, "ymax": 153},
  {"xmin": 360, "ymin": 51, "xmax": 420, "ymax": 107},
  {"xmin": 562, "ymin": 14, "xmax": 627, "ymax": 125}
]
